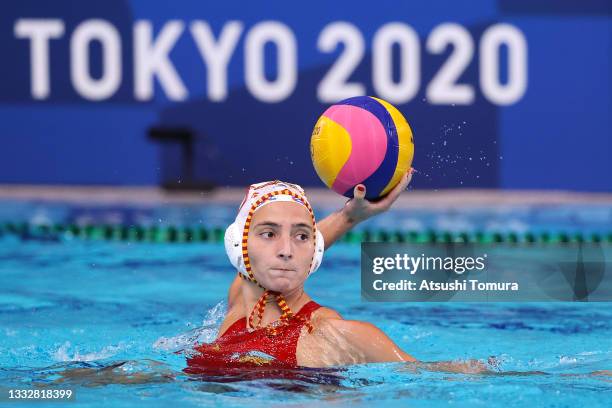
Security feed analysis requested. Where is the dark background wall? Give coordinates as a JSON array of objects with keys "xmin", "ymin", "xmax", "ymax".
[{"xmin": 0, "ymin": 0, "xmax": 610, "ymax": 191}]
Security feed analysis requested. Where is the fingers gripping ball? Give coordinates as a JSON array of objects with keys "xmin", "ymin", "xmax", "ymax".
[{"xmin": 310, "ymin": 96, "xmax": 415, "ymax": 200}]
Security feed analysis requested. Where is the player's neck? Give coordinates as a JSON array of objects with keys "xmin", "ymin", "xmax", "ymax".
[{"xmin": 241, "ymin": 283, "xmax": 310, "ymax": 325}]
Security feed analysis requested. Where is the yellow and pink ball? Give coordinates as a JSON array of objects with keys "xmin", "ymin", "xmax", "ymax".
[{"xmin": 310, "ymin": 96, "xmax": 415, "ymax": 199}]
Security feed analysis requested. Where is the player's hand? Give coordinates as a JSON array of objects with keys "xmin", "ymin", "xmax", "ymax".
[{"xmin": 341, "ymin": 167, "xmax": 414, "ymax": 224}]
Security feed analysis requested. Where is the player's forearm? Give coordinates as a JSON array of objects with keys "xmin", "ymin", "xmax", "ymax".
[{"xmin": 317, "ymin": 209, "xmax": 358, "ymax": 250}]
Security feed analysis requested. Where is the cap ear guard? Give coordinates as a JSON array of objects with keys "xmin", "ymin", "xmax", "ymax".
[
  {"xmin": 224, "ymin": 222, "xmax": 324, "ymax": 277},
  {"xmin": 224, "ymin": 222, "xmax": 245, "ymax": 274},
  {"xmin": 311, "ymin": 229, "xmax": 324, "ymax": 273}
]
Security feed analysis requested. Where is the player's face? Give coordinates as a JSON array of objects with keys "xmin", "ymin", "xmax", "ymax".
[{"xmin": 248, "ymin": 201, "xmax": 315, "ymax": 294}]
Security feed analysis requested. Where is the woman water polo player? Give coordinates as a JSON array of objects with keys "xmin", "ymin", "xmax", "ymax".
[{"xmin": 185, "ymin": 172, "xmax": 489, "ymax": 373}]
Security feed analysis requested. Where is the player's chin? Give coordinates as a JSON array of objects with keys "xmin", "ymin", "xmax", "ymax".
[{"xmin": 267, "ymin": 276, "xmax": 297, "ymax": 293}]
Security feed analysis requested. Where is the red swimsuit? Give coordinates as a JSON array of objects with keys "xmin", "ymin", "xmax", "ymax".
[{"xmin": 185, "ymin": 301, "xmax": 321, "ymax": 375}]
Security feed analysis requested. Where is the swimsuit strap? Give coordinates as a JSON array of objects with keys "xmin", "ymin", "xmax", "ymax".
[{"xmin": 295, "ymin": 300, "xmax": 321, "ymax": 319}]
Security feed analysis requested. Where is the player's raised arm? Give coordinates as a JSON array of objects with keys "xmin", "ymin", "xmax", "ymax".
[{"xmin": 317, "ymin": 169, "xmax": 414, "ymax": 250}]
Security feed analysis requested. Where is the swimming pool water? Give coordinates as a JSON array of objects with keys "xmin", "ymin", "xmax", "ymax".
[{"xmin": 1, "ymin": 203, "xmax": 611, "ymax": 407}]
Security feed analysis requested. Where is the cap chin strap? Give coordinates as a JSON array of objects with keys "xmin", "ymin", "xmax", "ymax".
[{"xmin": 245, "ymin": 288, "xmax": 314, "ymax": 335}]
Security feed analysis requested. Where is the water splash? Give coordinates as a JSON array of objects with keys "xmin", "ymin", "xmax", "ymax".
[
  {"xmin": 420, "ymin": 120, "xmax": 504, "ymax": 186},
  {"xmin": 559, "ymin": 356, "xmax": 578, "ymax": 365},
  {"xmin": 153, "ymin": 301, "xmax": 226, "ymax": 353},
  {"xmin": 52, "ymin": 341, "xmax": 124, "ymax": 362}
]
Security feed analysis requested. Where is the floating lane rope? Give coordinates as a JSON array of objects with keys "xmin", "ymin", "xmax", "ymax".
[{"xmin": 0, "ymin": 222, "xmax": 610, "ymax": 244}]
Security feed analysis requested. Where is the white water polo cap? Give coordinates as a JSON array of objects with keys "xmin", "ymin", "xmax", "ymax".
[{"xmin": 224, "ymin": 180, "xmax": 325, "ymax": 281}]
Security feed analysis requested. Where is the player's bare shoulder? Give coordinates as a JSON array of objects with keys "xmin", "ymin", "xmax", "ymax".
[
  {"xmin": 298, "ymin": 307, "xmax": 371, "ymax": 366},
  {"xmin": 311, "ymin": 313, "xmax": 392, "ymax": 351},
  {"xmin": 308, "ymin": 306, "xmax": 349, "ymax": 337},
  {"xmin": 309, "ymin": 307, "xmax": 373, "ymax": 338},
  {"xmin": 311, "ymin": 306, "xmax": 374, "ymax": 332},
  {"xmin": 305, "ymin": 305, "xmax": 383, "ymax": 340},
  {"xmin": 311, "ymin": 306, "xmax": 343, "ymax": 322}
]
